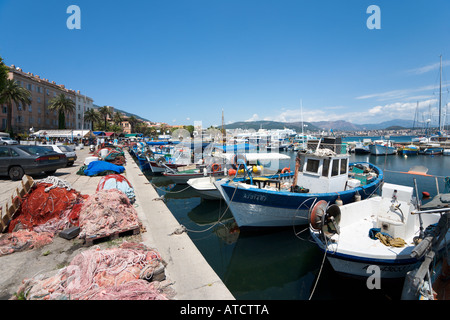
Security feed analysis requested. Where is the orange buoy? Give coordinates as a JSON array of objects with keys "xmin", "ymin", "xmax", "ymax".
[
  {"xmin": 228, "ymin": 169, "xmax": 237, "ymax": 176},
  {"xmin": 422, "ymin": 191, "xmax": 430, "ymax": 198},
  {"xmin": 281, "ymin": 167, "xmax": 291, "ymax": 174}
]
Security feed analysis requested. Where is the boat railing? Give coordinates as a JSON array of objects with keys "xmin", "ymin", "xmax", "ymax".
[{"xmin": 307, "ymin": 138, "xmax": 348, "ymax": 155}]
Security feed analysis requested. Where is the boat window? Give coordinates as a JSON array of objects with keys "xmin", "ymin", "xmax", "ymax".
[
  {"xmin": 340, "ymin": 158, "xmax": 347, "ymax": 175},
  {"xmin": 331, "ymin": 159, "xmax": 339, "ymax": 176},
  {"xmin": 322, "ymin": 159, "xmax": 330, "ymax": 177},
  {"xmin": 305, "ymin": 159, "xmax": 320, "ymax": 174}
]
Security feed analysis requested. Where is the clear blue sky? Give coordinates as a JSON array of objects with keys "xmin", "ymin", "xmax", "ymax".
[{"xmin": 1, "ymin": 0, "xmax": 449, "ymax": 128}]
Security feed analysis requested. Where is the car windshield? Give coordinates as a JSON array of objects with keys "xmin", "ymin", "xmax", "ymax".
[
  {"xmin": 18, "ymin": 146, "xmax": 56, "ymax": 155},
  {"xmin": 2, "ymin": 137, "xmax": 11, "ymax": 140},
  {"xmin": 58, "ymin": 145, "xmax": 74, "ymax": 152}
]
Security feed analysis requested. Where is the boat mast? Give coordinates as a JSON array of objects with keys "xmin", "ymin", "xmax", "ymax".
[
  {"xmin": 301, "ymin": 99, "xmax": 305, "ymax": 149},
  {"xmin": 439, "ymin": 55, "xmax": 442, "ymax": 134}
]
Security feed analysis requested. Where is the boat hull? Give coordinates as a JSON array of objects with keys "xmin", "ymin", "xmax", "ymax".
[
  {"xmin": 163, "ymin": 171, "xmax": 225, "ymax": 184},
  {"xmin": 422, "ymin": 147, "xmax": 444, "ymax": 155},
  {"xmin": 354, "ymin": 147, "xmax": 370, "ymax": 154},
  {"xmin": 369, "ymin": 144, "xmax": 396, "ymax": 155},
  {"xmin": 311, "ymin": 232, "xmax": 420, "ymax": 278}
]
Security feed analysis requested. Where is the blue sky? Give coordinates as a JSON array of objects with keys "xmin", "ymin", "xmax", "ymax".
[{"xmin": 1, "ymin": 0, "xmax": 449, "ymax": 128}]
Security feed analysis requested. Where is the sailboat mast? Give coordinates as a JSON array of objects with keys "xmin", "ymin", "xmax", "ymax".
[
  {"xmin": 439, "ymin": 55, "xmax": 442, "ymax": 133},
  {"xmin": 301, "ymin": 100, "xmax": 305, "ymax": 149}
]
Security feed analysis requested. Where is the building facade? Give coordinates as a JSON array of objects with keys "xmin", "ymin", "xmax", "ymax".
[
  {"xmin": 75, "ymin": 90, "xmax": 94, "ymax": 131},
  {"xmin": 1, "ymin": 65, "xmax": 77, "ymax": 134}
]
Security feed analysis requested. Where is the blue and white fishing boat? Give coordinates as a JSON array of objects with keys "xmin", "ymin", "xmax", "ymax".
[
  {"xmin": 368, "ymin": 139, "xmax": 396, "ymax": 155},
  {"xmin": 215, "ymin": 138, "xmax": 384, "ymax": 228},
  {"xmin": 421, "ymin": 147, "xmax": 444, "ymax": 155},
  {"xmin": 309, "ymin": 182, "xmax": 450, "ymax": 279},
  {"xmin": 399, "ymin": 144, "xmax": 419, "ymax": 155}
]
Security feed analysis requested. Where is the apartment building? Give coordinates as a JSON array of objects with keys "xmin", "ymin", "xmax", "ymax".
[
  {"xmin": 75, "ymin": 90, "xmax": 94, "ymax": 130},
  {"xmin": 1, "ymin": 65, "xmax": 77, "ymax": 133}
]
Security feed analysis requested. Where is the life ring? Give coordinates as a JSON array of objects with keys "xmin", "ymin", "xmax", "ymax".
[
  {"xmin": 281, "ymin": 167, "xmax": 291, "ymax": 174},
  {"xmin": 211, "ymin": 163, "xmax": 221, "ymax": 173}
]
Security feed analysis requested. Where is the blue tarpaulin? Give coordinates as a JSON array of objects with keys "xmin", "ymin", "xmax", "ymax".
[{"xmin": 84, "ymin": 161, "xmax": 125, "ymax": 176}]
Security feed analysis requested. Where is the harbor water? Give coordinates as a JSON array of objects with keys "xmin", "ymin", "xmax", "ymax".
[{"xmin": 142, "ymin": 145, "xmax": 450, "ymax": 300}]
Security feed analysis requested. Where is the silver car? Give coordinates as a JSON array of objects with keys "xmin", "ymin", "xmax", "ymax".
[
  {"xmin": 0, "ymin": 145, "xmax": 67, "ymax": 180},
  {"xmin": 42, "ymin": 145, "xmax": 78, "ymax": 166},
  {"xmin": 0, "ymin": 137, "xmax": 18, "ymax": 145}
]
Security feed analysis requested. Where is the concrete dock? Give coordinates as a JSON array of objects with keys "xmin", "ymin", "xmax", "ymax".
[{"xmin": 0, "ymin": 146, "xmax": 234, "ymax": 300}]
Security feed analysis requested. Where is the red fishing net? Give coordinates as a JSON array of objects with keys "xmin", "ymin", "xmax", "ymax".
[
  {"xmin": 7, "ymin": 182, "xmax": 87, "ymax": 234},
  {"xmin": 13, "ymin": 242, "xmax": 173, "ymax": 300}
]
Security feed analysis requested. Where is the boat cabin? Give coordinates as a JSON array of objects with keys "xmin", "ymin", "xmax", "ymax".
[{"xmin": 297, "ymin": 153, "xmax": 350, "ymax": 193}]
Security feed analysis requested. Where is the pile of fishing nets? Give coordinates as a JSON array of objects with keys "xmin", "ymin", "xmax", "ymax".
[
  {"xmin": 96, "ymin": 174, "xmax": 135, "ymax": 202},
  {"xmin": 95, "ymin": 146, "xmax": 126, "ymax": 166},
  {"xmin": 12, "ymin": 242, "xmax": 174, "ymax": 300},
  {"xmin": 0, "ymin": 177, "xmax": 87, "ymax": 257},
  {"xmin": 0, "ymin": 230, "xmax": 54, "ymax": 256},
  {"xmin": 7, "ymin": 177, "xmax": 87, "ymax": 235},
  {"xmin": 78, "ymin": 188, "xmax": 141, "ymax": 241}
]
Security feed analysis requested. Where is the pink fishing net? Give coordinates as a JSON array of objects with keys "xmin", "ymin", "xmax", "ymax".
[
  {"xmin": 0, "ymin": 230, "xmax": 54, "ymax": 257},
  {"xmin": 78, "ymin": 189, "xmax": 141, "ymax": 240},
  {"xmin": 13, "ymin": 242, "xmax": 173, "ymax": 300}
]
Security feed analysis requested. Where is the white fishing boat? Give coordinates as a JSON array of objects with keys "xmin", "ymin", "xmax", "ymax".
[
  {"xmin": 187, "ymin": 152, "xmax": 291, "ymax": 200},
  {"xmin": 309, "ymin": 182, "xmax": 450, "ymax": 279},
  {"xmin": 215, "ymin": 137, "xmax": 384, "ymax": 228},
  {"xmin": 163, "ymin": 163, "xmax": 226, "ymax": 184},
  {"xmin": 187, "ymin": 176, "xmax": 226, "ymax": 199},
  {"xmin": 368, "ymin": 139, "xmax": 396, "ymax": 155}
]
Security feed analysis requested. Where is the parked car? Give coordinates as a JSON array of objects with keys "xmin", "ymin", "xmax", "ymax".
[
  {"xmin": 42, "ymin": 144, "xmax": 77, "ymax": 166},
  {"xmin": 0, "ymin": 137, "xmax": 18, "ymax": 145},
  {"xmin": 0, "ymin": 145, "xmax": 67, "ymax": 180}
]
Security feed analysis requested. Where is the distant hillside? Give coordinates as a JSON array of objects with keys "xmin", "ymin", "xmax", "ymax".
[
  {"xmin": 310, "ymin": 120, "xmax": 361, "ymax": 131},
  {"xmin": 223, "ymin": 119, "xmax": 418, "ymax": 132},
  {"xmin": 223, "ymin": 120, "xmax": 320, "ymax": 131}
]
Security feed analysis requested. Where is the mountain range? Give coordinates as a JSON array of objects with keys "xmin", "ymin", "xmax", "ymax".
[{"xmin": 223, "ymin": 119, "xmax": 419, "ymax": 132}]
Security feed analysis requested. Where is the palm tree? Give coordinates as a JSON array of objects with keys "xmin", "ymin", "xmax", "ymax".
[
  {"xmin": 0, "ymin": 79, "xmax": 32, "ymax": 135},
  {"xmin": 47, "ymin": 94, "xmax": 76, "ymax": 129},
  {"xmin": 97, "ymin": 106, "xmax": 112, "ymax": 131},
  {"xmin": 128, "ymin": 115, "xmax": 139, "ymax": 133},
  {"xmin": 0, "ymin": 56, "xmax": 8, "ymax": 92},
  {"xmin": 112, "ymin": 111, "xmax": 123, "ymax": 126},
  {"xmin": 84, "ymin": 108, "xmax": 101, "ymax": 130}
]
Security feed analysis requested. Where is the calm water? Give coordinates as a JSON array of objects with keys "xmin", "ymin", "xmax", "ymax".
[{"xmin": 143, "ymin": 149, "xmax": 450, "ymax": 300}]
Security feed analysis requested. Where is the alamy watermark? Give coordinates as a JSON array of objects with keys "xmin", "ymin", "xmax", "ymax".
[
  {"xmin": 366, "ymin": 265, "xmax": 381, "ymax": 290},
  {"xmin": 367, "ymin": 5, "xmax": 381, "ymax": 30},
  {"xmin": 67, "ymin": 5, "xmax": 81, "ymax": 30}
]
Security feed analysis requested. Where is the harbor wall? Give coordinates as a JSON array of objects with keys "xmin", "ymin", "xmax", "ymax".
[{"xmin": 123, "ymin": 150, "xmax": 235, "ymax": 300}]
